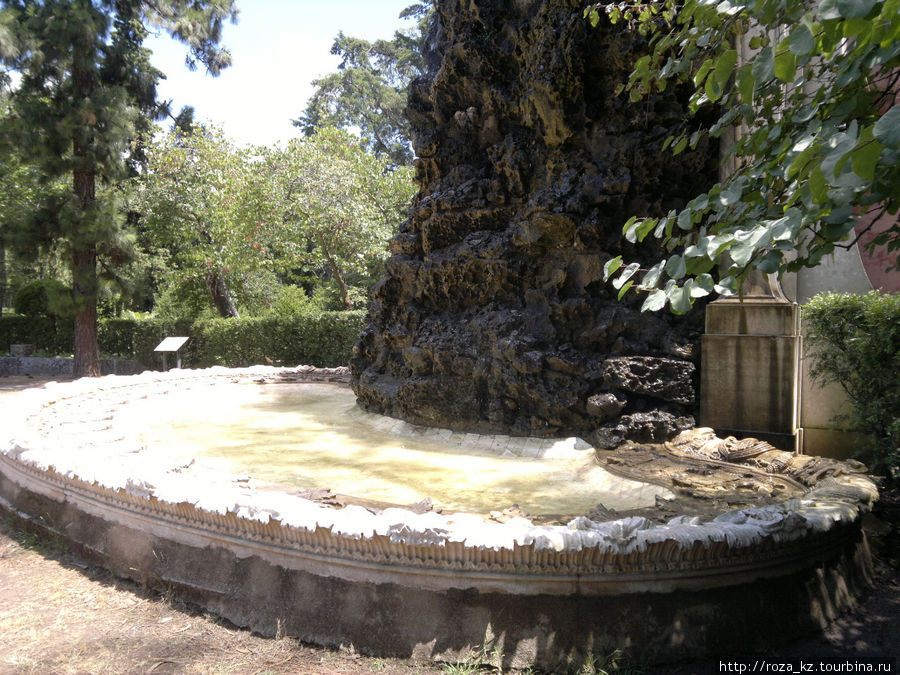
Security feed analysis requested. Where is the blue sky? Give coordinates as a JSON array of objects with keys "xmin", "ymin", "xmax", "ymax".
[{"xmin": 146, "ymin": 1, "xmax": 416, "ymax": 147}]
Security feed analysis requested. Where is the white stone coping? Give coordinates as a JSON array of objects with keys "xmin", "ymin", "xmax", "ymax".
[{"xmin": 0, "ymin": 366, "xmax": 879, "ymax": 557}]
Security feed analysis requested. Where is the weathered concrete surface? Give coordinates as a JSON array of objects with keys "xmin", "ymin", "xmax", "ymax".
[{"xmin": 351, "ymin": 0, "xmax": 718, "ymax": 445}]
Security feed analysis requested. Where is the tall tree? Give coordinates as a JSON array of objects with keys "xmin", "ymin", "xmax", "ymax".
[
  {"xmin": 268, "ymin": 128, "xmax": 416, "ymax": 310},
  {"xmin": 0, "ymin": 0, "xmax": 237, "ymax": 376},
  {"xmin": 587, "ymin": 0, "xmax": 900, "ymax": 313},
  {"xmin": 293, "ymin": 3, "xmax": 431, "ymax": 167},
  {"xmin": 134, "ymin": 125, "xmax": 273, "ymax": 318}
]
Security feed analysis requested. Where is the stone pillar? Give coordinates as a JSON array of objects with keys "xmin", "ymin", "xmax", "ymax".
[{"xmin": 700, "ymin": 295, "xmax": 800, "ymax": 450}]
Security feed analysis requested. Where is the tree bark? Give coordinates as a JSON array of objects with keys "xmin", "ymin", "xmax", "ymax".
[
  {"xmin": 0, "ymin": 245, "xmax": 6, "ymax": 319},
  {"xmin": 72, "ymin": 153, "xmax": 101, "ymax": 378},
  {"xmin": 71, "ymin": 43, "xmax": 101, "ymax": 378},
  {"xmin": 204, "ymin": 270, "xmax": 240, "ymax": 318},
  {"xmin": 72, "ymin": 247, "xmax": 101, "ymax": 377},
  {"xmin": 317, "ymin": 233, "xmax": 353, "ymax": 310}
]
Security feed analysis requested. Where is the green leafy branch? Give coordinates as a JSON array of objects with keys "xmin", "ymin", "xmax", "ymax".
[{"xmin": 586, "ymin": 0, "xmax": 900, "ymax": 312}]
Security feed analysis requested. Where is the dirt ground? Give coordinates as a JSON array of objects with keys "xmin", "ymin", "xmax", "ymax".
[
  {"xmin": 1, "ymin": 377, "xmax": 897, "ymax": 674},
  {"xmin": 0, "ymin": 514, "xmax": 447, "ymax": 674}
]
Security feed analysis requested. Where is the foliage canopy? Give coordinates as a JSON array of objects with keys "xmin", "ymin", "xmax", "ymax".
[
  {"xmin": 134, "ymin": 125, "xmax": 272, "ymax": 318},
  {"xmin": 0, "ymin": 0, "xmax": 237, "ymax": 374},
  {"xmin": 135, "ymin": 126, "xmax": 415, "ymax": 316},
  {"xmin": 293, "ymin": 3, "xmax": 431, "ymax": 166},
  {"xmin": 587, "ymin": 0, "xmax": 900, "ymax": 313},
  {"xmin": 267, "ymin": 128, "xmax": 416, "ymax": 310}
]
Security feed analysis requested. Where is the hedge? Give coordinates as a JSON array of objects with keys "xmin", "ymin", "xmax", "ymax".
[
  {"xmin": 190, "ymin": 312, "xmax": 366, "ymax": 369},
  {"xmin": 0, "ymin": 311, "xmax": 367, "ymax": 369},
  {"xmin": 0, "ymin": 315, "xmax": 74, "ymax": 355},
  {"xmin": 804, "ymin": 291, "xmax": 899, "ymax": 480}
]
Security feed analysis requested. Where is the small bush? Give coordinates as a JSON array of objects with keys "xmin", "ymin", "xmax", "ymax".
[
  {"xmin": 152, "ymin": 278, "xmax": 218, "ymax": 321},
  {"xmin": 12, "ymin": 279, "xmax": 69, "ymax": 317},
  {"xmin": 804, "ymin": 291, "xmax": 900, "ymax": 479},
  {"xmin": 266, "ymin": 285, "xmax": 318, "ymax": 317},
  {"xmin": 99, "ymin": 319, "xmax": 144, "ymax": 357}
]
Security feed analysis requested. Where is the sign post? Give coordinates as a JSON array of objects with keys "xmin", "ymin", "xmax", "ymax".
[{"xmin": 153, "ymin": 337, "xmax": 189, "ymax": 371}]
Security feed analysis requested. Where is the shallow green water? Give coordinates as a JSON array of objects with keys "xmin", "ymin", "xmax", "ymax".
[{"xmin": 131, "ymin": 382, "xmax": 667, "ymax": 514}]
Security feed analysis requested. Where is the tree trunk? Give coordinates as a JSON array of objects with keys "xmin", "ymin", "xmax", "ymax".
[
  {"xmin": 0, "ymin": 245, "xmax": 6, "ymax": 319},
  {"xmin": 317, "ymin": 234, "xmax": 353, "ymax": 310},
  {"xmin": 204, "ymin": 270, "xmax": 240, "ymax": 318},
  {"xmin": 71, "ymin": 44, "xmax": 101, "ymax": 378},
  {"xmin": 72, "ymin": 247, "xmax": 101, "ymax": 376},
  {"xmin": 72, "ymin": 147, "xmax": 101, "ymax": 378},
  {"xmin": 72, "ymin": 165, "xmax": 101, "ymax": 377}
]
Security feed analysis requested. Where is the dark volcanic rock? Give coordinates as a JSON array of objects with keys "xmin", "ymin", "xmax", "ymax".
[
  {"xmin": 602, "ymin": 356, "xmax": 696, "ymax": 405},
  {"xmin": 592, "ymin": 411, "xmax": 696, "ymax": 449},
  {"xmin": 586, "ymin": 392, "xmax": 626, "ymax": 422},
  {"xmin": 351, "ymin": 0, "xmax": 717, "ymax": 443}
]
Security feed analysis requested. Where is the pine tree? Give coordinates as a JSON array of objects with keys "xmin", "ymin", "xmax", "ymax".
[
  {"xmin": 0, "ymin": 0, "xmax": 237, "ymax": 376},
  {"xmin": 293, "ymin": 3, "xmax": 431, "ymax": 167}
]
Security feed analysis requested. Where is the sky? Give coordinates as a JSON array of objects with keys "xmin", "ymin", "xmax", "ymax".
[{"xmin": 145, "ymin": 1, "xmax": 416, "ymax": 147}]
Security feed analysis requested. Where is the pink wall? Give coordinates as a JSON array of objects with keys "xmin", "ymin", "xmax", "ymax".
[
  {"xmin": 853, "ymin": 70, "xmax": 900, "ymax": 293},
  {"xmin": 854, "ymin": 212, "xmax": 900, "ymax": 293}
]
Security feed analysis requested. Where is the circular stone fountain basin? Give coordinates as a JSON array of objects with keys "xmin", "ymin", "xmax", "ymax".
[
  {"xmin": 0, "ymin": 366, "xmax": 880, "ymax": 669},
  {"xmin": 123, "ymin": 381, "xmax": 671, "ymax": 515}
]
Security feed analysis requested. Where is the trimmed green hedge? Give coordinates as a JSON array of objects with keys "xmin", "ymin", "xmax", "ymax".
[
  {"xmin": 190, "ymin": 312, "xmax": 365, "ymax": 368},
  {"xmin": 804, "ymin": 291, "xmax": 899, "ymax": 480},
  {"xmin": 0, "ymin": 311, "xmax": 367, "ymax": 369},
  {"xmin": 0, "ymin": 315, "xmax": 74, "ymax": 355}
]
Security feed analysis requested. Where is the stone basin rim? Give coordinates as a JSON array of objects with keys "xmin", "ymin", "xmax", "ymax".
[{"xmin": 0, "ymin": 365, "xmax": 879, "ymax": 595}]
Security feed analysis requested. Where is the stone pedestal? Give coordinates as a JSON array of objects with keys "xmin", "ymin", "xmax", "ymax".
[{"xmin": 700, "ymin": 298, "xmax": 800, "ymax": 449}]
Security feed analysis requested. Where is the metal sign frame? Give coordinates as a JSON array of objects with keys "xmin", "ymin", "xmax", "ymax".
[{"xmin": 153, "ymin": 336, "xmax": 189, "ymax": 370}]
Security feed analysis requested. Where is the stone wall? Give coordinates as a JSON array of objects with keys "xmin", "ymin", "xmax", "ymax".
[
  {"xmin": 0, "ymin": 356, "xmax": 142, "ymax": 377},
  {"xmin": 351, "ymin": 0, "xmax": 718, "ymax": 446}
]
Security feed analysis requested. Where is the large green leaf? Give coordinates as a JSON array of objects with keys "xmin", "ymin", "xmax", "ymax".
[
  {"xmin": 612, "ymin": 262, "xmax": 640, "ymax": 289},
  {"xmin": 736, "ymin": 63, "xmax": 755, "ymax": 104},
  {"xmin": 851, "ymin": 140, "xmax": 883, "ymax": 181},
  {"xmin": 818, "ymin": 0, "xmax": 842, "ymax": 19},
  {"xmin": 641, "ymin": 261, "xmax": 665, "ymax": 289},
  {"xmin": 705, "ymin": 49, "xmax": 737, "ymax": 102},
  {"xmin": 693, "ymin": 58, "xmax": 715, "ymax": 87},
  {"xmin": 874, "ymin": 105, "xmax": 900, "ymax": 148},
  {"xmin": 603, "ymin": 255, "xmax": 623, "ymax": 281},
  {"xmin": 623, "ymin": 216, "xmax": 639, "ymax": 242},
  {"xmin": 774, "ymin": 49, "xmax": 796, "ymax": 83},
  {"xmin": 836, "ymin": 0, "xmax": 877, "ymax": 18},
  {"xmin": 641, "ymin": 289, "xmax": 667, "ymax": 312},
  {"xmin": 665, "ymin": 254, "xmax": 687, "ymax": 280},
  {"xmin": 719, "ymin": 181, "xmax": 744, "ymax": 206},
  {"xmin": 789, "ymin": 24, "xmax": 816, "ymax": 55},
  {"xmin": 809, "ymin": 166, "xmax": 828, "ymax": 202},
  {"xmin": 822, "ymin": 132, "xmax": 858, "ymax": 179},
  {"xmin": 752, "ymin": 46, "xmax": 775, "ymax": 83},
  {"xmin": 668, "ymin": 285, "xmax": 692, "ymax": 314}
]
